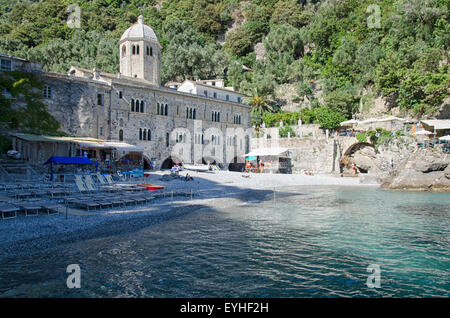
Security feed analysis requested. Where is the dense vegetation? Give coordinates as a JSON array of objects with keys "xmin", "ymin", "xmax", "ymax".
[
  {"xmin": 0, "ymin": 71, "xmax": 63, "ymax": 135},
  {"xmin": 0, "ymin": 0, "xmax": 449, "ymax": 129}
]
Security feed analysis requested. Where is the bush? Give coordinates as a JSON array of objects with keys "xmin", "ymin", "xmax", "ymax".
[
  {"xmin": 0, "ymin": 134, "xmax": 12, "ymax": 154},
  {"xmin": 312, "ymin": 107, "xmax": 346, "ymax": 130},
  {"xmin": 356, "ymin": 132, "xmax": 367, "ymax": 143},
  {"xmin": 279, "ymin": 125, "xmax": 296, "ymax": 138}
]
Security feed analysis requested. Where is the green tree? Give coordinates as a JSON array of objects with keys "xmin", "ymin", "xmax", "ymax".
[{"xmin": 313, "ymin": 106, "xmax": 346, "ymax": 130}]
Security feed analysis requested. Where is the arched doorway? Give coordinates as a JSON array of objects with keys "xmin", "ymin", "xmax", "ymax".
[
  {"xmin": 228, "ymin": 156, "xmax": 245, "ymax": 172},
  {"xmin": 143, "ymin": 156, "xmax": 151, "ymax": 170},
  {"xmin": 161, "ymin": 156, "xmax": 183, "ymax": 170},
  {"xmin": 202, "ymin": 157, "xmax": 222, "ymax": 169}
]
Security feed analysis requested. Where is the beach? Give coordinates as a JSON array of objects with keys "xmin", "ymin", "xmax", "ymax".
[{"xmin": 0, "ymin": 171, "xmax": 378, "ymax": 260}]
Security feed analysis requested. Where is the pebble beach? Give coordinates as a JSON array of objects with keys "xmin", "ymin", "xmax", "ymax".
[{"xmin": 0, "ymin": 171, "xmax": 379, "ymax": 260}]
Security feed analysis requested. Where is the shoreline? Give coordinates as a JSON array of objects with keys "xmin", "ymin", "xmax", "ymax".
[{"xmin": 0, "ymin": 171, "xmax": 378, "ymax": 260}]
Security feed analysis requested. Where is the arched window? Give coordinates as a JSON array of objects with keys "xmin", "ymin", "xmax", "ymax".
[
  {"xmin": 156, "ymin": 103, "xmax": 160, "ymax": 115},
  {"xmin": 119, "ymin": 129, "xmax": 124, "ymax": 141},
  {"xmin": 131, "ymin": 99, "xmax": 135, "ymax": 112},
  {"xmin": 139, "ymin": 128, "xmax": 142, "ymax": 140},
  {"xmin": 189, "ymin": 108, "xmax": 193, "ymax": 119},
  {"xmin": 140, "ymin": 100, "xmax": 144, "ymax": 113},
  {"xmin": 132, "ymin": 45, "xmax": 136, "ymax": 55},
  {"xmin": 147, "ymin": 130, "xmax": 151, "ymax": 141},
  {"xmin": 143, "ymin": 129, "xmax": 147, "ymax": 141},
  {"xmin": 146, "ymin": 46, "xmax": 150, "ymax": 56},
  {"xmin": 164, "ymin": 104, "xmax": 168, "ymax": 116},
  {"xmin": 136, "ymin": 45, "xmax": 140, "ymax": 55},
  {"xmin": 122, "ymin": 45, "xmax": 126, "ymax": 57},
  {"xmin": 150, "ymin": 47, "xmax": 153, "ymax": 56},
  {"xmin": 119, "ymin": 118, "xmax": 123, "ymax": 127}
]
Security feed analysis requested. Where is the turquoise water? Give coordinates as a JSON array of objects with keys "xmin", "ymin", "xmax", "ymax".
[{"xmin": 0, "ymin": 187, "xmax": 449, "ymax": 297}]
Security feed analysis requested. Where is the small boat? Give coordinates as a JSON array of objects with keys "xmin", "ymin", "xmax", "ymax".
[
  {"xmin": 137, "ymin": 183, "xmax": 165, "ymax": 191},
  {"xmin": 183, "ymin": 164, "xmax": 211, "ymax": 172}
]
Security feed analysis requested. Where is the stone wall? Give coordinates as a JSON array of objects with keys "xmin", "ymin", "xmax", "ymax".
[
  {"xmin": 38, "ymin": 72, "xmax": 251, "ymax": 170},
  {"xmin": 250, "ymin": 136, "xmax": 341, "ymax": 174}
]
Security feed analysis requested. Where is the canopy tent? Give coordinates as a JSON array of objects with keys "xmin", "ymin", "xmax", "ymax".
[
  {"xmin": 44, "ymin": 156, "xmax": 94, "ymax": 165},
  {"xmin": 243, "ymin": 147, "xmax": 290, "ymax": 157},
  {"xmin": 44, "ymin": 156, "xmax": 93, "ymax": 181},
  {"xmin": 438, "ymin": 135, "xmax": 450, "ymax": 141}
]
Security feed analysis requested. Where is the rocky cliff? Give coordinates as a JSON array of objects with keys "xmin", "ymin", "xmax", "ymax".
[{"xmin": 380, "ymin": 149, "xmax": 450, "ymax": 192}]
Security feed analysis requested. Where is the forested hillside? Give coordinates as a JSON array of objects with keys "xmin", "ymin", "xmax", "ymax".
[{"xmin": 0, "ymin": 0, "xmax": 449, "ymax": 128}]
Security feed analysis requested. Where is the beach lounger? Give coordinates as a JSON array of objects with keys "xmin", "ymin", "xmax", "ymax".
[
  {"xmin": 18, "ymin": 202, "xmax": 41, "ymax": 216},
  {"xmin": 84, "ymin": 175, "xmax": 101, "ymax": 193},
  {"xmin": 39, "ymin": 202, "xmax": 60, "ymax": 215},
  {"xmin": 11, "ymin": 191, "xmax": 34, "ymax": 199},
  {"xmin": 74, "ymin": 176, "xmax": 89, "ymax": 194},
  {"xmin": 104, "ymin": 174, "xmax": 115, "ymax": 184},
  {"xmin": 120, "ymin": 198, "xmax": 138, "ymax": 206},
  {"xmin": 0, "ymin": 204, "xmax": 19, "ymax": 219},
  {"xmin": 70, "ymin": 200, "xmax": 100, "ymax": 211},
  {"xmin": 95, "ymin": 173, "xmax": 107, "ymax": 185},
  {"xmin": 31, "ymin": 189, "xmax": 48, "ymax": 198}
]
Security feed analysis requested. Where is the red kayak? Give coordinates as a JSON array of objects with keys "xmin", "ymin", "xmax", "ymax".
[{"xmin": 137, "ymin": 183, "xmax": 165, "ymax": 191}]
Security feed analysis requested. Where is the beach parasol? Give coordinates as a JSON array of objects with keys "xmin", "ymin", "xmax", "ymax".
[{"xmin": 340, "ymin": 119, "xmax": 360, "ymax": 126}]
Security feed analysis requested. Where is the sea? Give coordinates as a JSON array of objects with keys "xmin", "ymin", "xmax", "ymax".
[{"xmin": 0, "ymin": 186, "xmax": 448, "ymax": 297}]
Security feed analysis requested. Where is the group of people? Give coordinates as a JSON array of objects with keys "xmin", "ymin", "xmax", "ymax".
[{"xmin": 245, "ymin": 159, "xmax": 264, "ymax": 173}]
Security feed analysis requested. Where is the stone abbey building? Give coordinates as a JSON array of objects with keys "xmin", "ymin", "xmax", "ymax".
[{"xmin": 2, "ymin": 16, "xmax": 251, "ymax": 169}]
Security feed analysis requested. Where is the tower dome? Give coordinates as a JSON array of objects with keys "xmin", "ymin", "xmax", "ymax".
[
  {"xmin": 120, "ymin": 15, "xmax": 159, "ymax": 43},
  {"xmin": 119, "ymin": 15, "xmax": 161, "ymax": 86}
]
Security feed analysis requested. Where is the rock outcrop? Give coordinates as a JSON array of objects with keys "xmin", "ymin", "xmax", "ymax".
[{"xmin": 381, "ymin": 149, "xmax": 450, "ymax": 192}]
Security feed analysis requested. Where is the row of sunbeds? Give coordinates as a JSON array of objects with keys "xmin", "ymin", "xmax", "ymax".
[
  {"xmin": 64, "ymin": 192, "xmax": 155, "ymax": 211},
  {"xmin": 0, "ymin": 200, "xmax": 59, "ymax": 219}
]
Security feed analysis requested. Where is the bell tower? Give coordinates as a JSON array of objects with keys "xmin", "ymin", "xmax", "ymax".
[{"xmin": 119, "ymin": 15, "xmax": 161, "ymax": 86}]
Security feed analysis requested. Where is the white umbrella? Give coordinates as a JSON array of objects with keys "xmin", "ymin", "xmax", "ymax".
[
  {"xmin": 360, "ymin": 118, "xmax": 379, "ymax": 124},
  {"xmin": 340, "ymin": 119, "xmax": 359, "ymax": 126},
  {"xmin": 414, "ymin": 130, "xmax": 433, "ymax": 135},
  {"xmin": 438, "ymin": 135, "xmax": 450, "ymax": 141}
]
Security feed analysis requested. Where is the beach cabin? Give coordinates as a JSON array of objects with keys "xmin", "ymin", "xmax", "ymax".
[
  {"xmin": 244, "ymin": 147, "xmax": 292, "ymax": 174},
  {"xmin": 420, "ymin": 120, "xmax": 450, "ymax": 138}
]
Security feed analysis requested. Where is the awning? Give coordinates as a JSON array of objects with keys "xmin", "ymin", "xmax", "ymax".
[
  {"xmin": 377, "ymin": 116, "xmax": 406, "ymax": 122},
  {"xmin": 414, "ymin": 130, "xmax": 433, "ymax": 135},
  {"xmin": 340, "ymin": 119, "xmax": 359, "ymax": 126},
  {"xmin": 104, "ymin": 142, "xmax": 143, "ymax": 152},
  {"xmin": 44, "ymin": 156, "xmax": 94, "ymax": 165},
  {"xmin": 246, "ymin": 156, "xmax": 257, "ymax": 161},
  {"xmin": 421, "ymin": 120, "xmax": 450, "ymax": 130},
  {"xmin": 360, "ymin": 118, "xmax": 379, "ymax": 124},
  {"xmin": 244, "ymin": 147, "xmax": 290, "ymax": 157},
  {"xmin": 438, "ymin": 135, "xmax": 450, "ymax": 141}
]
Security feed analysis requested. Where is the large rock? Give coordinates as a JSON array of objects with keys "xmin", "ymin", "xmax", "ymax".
[
  {"xmin": 353, "ymin": 153, "xmax": 375, "ymax": 172},
  {"xmin": 381, "ymin": 149, "xmax": 450, "ymax": 192}
]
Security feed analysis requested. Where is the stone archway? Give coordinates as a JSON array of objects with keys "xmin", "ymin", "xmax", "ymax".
[
  {"xmin": 228, "ymin": 156, "xmax": 245, "ymax": 172},
  {"xmin": 340, "ymin": 142, "xmax": 376, "ymax": 174},
  {"xmin": 161, "ymin": 156, "xmax": 183, "ymax": 170},
  {"xmin": 143, "ymin": 155, "xmax": 152, "ymax": 170}
]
